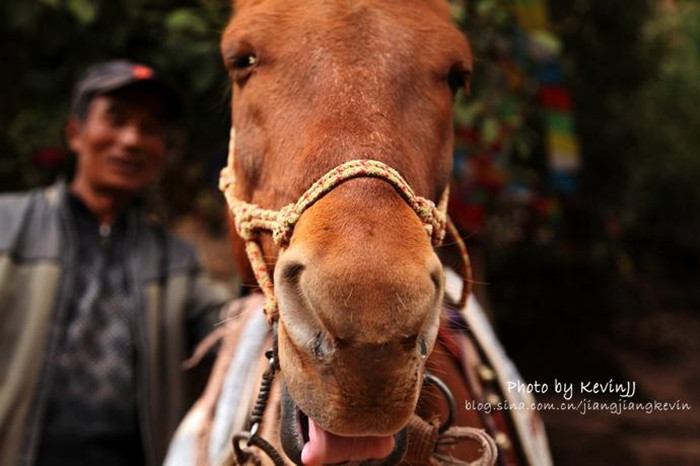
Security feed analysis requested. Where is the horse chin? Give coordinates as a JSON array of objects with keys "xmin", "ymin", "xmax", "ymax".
[
  {"xmin": 277, "ymin": 322, "xmax": 424, "ymax": 435},
  {"xmin": 280, "ymin": 384, "xmax": 409, "ymax": 466}
]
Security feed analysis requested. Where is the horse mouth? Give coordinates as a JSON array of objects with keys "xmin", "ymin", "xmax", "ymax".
[{"xmin": 280, "ymin": 384, "xmax": 408, "ymax": 465}]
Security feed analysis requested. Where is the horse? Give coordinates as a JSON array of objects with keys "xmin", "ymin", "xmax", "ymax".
[{"xmin": 166, "ymin": 1, "xmax": 552, "ymax": 464}]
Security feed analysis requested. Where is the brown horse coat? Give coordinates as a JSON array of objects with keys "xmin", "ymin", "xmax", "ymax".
[{"xmin": 176, "ymin": 0, "xmax": 552, "ymax": 464}]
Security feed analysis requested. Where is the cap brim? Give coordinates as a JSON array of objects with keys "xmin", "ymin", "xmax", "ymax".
[
  {"xmin": 114, "ymin": 79, "xmax": 183, "ymax": 120},
  {"xmin": 74, "ymin": 73, "xmax": 182, "ymax": 121}
]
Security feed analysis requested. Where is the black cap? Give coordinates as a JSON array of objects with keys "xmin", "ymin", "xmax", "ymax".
[{"xmin": 71, "ymin": 60, "xmax": 182, "ymax": 120}]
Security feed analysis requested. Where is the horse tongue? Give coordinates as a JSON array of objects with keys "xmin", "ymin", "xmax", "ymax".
[{"xmin": 301, "ymin": 417, "xmax": 395, "ymax": 466}]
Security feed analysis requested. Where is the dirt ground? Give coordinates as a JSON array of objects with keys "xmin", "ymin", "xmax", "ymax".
[
  {"xmin": 498, "ymin": 294, "xmax": 700, "ymax": 464},
  {"xmin": 537, "ymin": 311, "xmax": 700, "ymax": 465}
]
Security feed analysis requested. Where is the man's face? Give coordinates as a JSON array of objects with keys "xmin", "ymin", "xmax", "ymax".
[{"xmin": 68, "ymin": 87, "xmax": 168, "ymax": 196}]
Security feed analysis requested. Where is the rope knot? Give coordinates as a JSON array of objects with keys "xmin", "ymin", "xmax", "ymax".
[
  {"xmin": 415, "ymin": 198, "xmax": 447, "ymax": 246},
  {"xmin": 273, "ymin": 204, "xmax": 301, "ymax": 246},
  {"xmin": 263, "ymin": 298, "xmax": 278, "ymax": 324},
  {"xmin": 405, "ymin": 414, "xmax": 498, "ymax": 465},
  {"xmin": 219, "ymin": 166, "xmax": 235, "ymax": 192},
  {"xmin": 233, "ymin": 206, "xmax": 258, "ymax": 241},
  {"xmin": 432, "ymin": 209, "xmax": 447, "ymax": 245}
]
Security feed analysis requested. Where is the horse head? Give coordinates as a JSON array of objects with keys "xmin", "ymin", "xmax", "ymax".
[{"xmin": 221, "ymin": 0, "xmax": 472, "ymax": 463}]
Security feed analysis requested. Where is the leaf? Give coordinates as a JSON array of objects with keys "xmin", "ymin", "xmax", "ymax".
[
  {"xmin": 166, "ymin": 8, "xmax": 208, "ymax": 34},
  {"xmin": 67, "ymin": 0, "xmax": 98, "ymax": 25},
  {"xmin": 450, "ymin": 4, "xmax": 466, "ymax": 24},
  {"xmin": 481, "ymin": 117, "xmax": 500, "ymax": 144},
  {"xmin": 454, "ymin": 100, "xmax": 483, "ymax": 126},
  {"xmin": 476, "ymin": 0, "xmax": 496, "ymax": 17}
]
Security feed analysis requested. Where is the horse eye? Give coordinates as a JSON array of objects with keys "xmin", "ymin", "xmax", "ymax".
[
  {"xmin": 233, "ymin": 54, "xmax": 258, "ymax": 70},
  {"xmin": 228, "ymin": 53, "xmax": 258, "ymax": 82}
]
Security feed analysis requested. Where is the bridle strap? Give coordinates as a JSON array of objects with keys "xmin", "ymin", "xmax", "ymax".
[{"xmin": 219, "ymin": 128, "xmax": 472, "ymax": 323}]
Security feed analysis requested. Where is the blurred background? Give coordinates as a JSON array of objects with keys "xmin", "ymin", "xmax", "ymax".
[{"xmin": 1, "ymin": 0, "xmax": 698, "ymax": 463}]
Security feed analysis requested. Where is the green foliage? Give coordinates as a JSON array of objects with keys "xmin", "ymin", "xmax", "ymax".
[
  {"xmin": 0, "ymin": 0, "xmax": 232, "ymax": 194},
  {"xmin": 452, "ymin": 0, "xmax": 700, "ymax": 331},
  {"xmin": 67, "ymin": 0, "xmax": 99, "ymax": 25},
  {"xmin": 451, "ymin": 0, "xmax": 562, "ymax": 261},
  {"xmin": 622, "ymin": 0, "xmax": 700, "ymax": 274},
  {"xmin": 2, "ymin": 0, "xmax": 699, "ymax": 280}
]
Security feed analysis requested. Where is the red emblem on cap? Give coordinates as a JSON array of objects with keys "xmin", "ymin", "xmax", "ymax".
[{"xmin": 132, "ymin": 65, "xmax": 154, "ymax": 80}]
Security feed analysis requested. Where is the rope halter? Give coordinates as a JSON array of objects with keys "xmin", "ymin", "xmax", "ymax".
[{"xmin": 219, "ymin": 128, "xmax": 470, "ymax": 323}]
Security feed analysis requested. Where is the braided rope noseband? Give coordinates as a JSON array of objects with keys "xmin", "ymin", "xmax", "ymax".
[{"xmin": 219, "ymin": 128, "xmax": 471, "ymax": 323}]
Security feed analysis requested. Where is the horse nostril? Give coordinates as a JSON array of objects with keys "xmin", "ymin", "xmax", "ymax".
[
  {"xmin": 401, "ymin": 334, "xmax": 429, "ymax": 358},
  {"xmin": 401, "ymin": 334, "xmax": 418, "ymax": 351},
  {"xmin": 311, "ymin": 332, "xmax": 333, "ymax": 360},
  {"xmin": 430, "ymin": 268, "xmax": 444, "ymax": 295},
  {"xmin": 281, "ymin": 261, "xmax": 305, "ymax": 288},
  {"xmin": 419, "ymin": 337, "xmax": 428, "ymax": 358}
]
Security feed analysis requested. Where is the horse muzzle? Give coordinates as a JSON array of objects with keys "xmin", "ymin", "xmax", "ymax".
[{"xmin": 280, "ymin": 384, "xmax": 409, "ymax": 465}]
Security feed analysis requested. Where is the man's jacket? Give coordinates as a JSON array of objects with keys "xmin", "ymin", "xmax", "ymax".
[{"xmin": 0, "ymin": 182, "xmax": 231, "ymax": 465}]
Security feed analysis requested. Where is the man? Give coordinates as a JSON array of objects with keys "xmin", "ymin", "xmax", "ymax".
[{"xmin": 0, "ymin": 60, "xmax": 231, "ymax": 465}]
